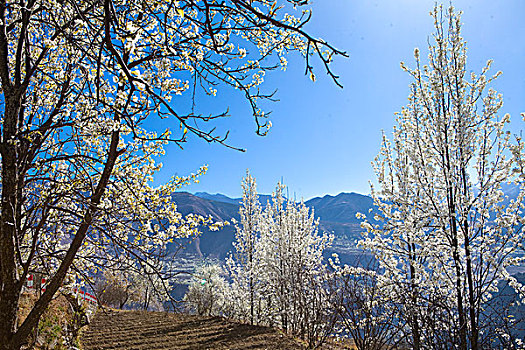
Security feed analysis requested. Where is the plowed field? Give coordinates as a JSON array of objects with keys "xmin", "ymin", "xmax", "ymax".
[{"xmin": 80, "ymin": 309, "xmax": 305, "ymax": 349}]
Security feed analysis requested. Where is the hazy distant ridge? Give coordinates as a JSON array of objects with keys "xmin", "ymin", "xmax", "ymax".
[
  {"xmin": 305, "ymin": 192, "xmax": 374, "ymax": 224},
  {"xmin": 187, "ymin": 191, "xmax": 375, "ymax": 228},
  {"xmin": 170, "ymin": 191, "xmax": 375, "ymax": 261}
]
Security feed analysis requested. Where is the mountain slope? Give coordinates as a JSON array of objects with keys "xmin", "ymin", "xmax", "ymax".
[
  {"xmin": 193, "ymin": 192, "xmax": 241, "ymax": 205},
  {"xmin": 194, "ymin": 192, "xmax": 275, "ymax": 208},
  {"xmin": 170, "ymin": 191, "xmax": 375, "ymax": 262},
  {"xmin": 303, "ymin": 192, "xmax": 376, "ymax": 243},
  {"xmin": 190, "ymin": 191, "xmax": 375, "ymax": 227},
  {"xmin": 172, "ymin": 192, "xmax": 239, "ymax": 221},
  {"xmin": 170, "ymin": 192, "xmax": 238, "ymax": 260},
  {"xmin": 305, "ymin": 192, "xmax": 374, "ymax": 224}
]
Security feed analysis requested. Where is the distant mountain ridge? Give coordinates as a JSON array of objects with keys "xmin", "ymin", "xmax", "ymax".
[
  {"xmin": 192, "ymin": 191, "xmax": 375, "ymax": 226},
  {"xmin": 193, "ymin": 192, "xmax": 275, "ymax": 207},
  {"xmin": 305, "ymin": 192, "xmax": 375, "ymax": 244},
  {"xmin": 172, "ymin": 192, "xmax": 239, "ymax": 221},
  {"xmin": 193, "ymin": 192, "xmax": 241, "ymax": 205},
  {"xmin": 176, "ymin": 184, "xmax": 523, "ymax": 261},
  {"xmin": 306, "ymin": 192, "xmax": 374, "ymax": 224},
  {"xmin": 170, "ymin": 191, "xmax": 376, "ymax": 262},
  {"xmin": 190, "ymin": 191, "xmax": 375, "ymax": 224}
]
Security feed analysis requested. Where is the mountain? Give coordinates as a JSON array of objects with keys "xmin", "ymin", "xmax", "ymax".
[
  {"xmin": 194, "ymin": 192, "xmax": 275, "ymax": 208},
  {"xmin": 305, "ymin": 192, "xmax": 376, "ymax": 241},
  {"xmin": 305, "ymin": 192, "xmax": 374, "ymax": 224},
  {"xmin": 170, "ymin": 192, "xmax": 239, "ymax": 260},
  {"xmin": 190, "ymin": 191, "xmax": 375, "ymax": 240},
  {"xmin": 172, "ymin": 192, "xmax": 239, "ymax": 220},
  {"xmin": 193, "ymin": 192, "xmax": 240, "ymax": 205},
  {"xmin": 171, "ymin": 191, "xmax": 375, "ymax": 263}
]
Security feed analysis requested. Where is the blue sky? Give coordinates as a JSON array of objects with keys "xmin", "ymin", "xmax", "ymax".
[{"xmin": 153, "ymin": 0, "xmax": 525, "ymax": 200}]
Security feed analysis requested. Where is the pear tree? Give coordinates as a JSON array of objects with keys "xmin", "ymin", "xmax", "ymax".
[
  {"xmin": 0, "ymin": 1, "xmax": 344, "ymax": 348},
  {"xmin": 360, "ymin": 6, "xmax": 525, "ymax": 349}
]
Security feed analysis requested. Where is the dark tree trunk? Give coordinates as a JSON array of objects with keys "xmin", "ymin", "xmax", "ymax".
[
  {"xmin": 0, "ymin": 124, "xmax": 122, "ymax": 350},
  {"xmin": 0, "ymin": 94, "xmax": 24, "ymax": 350},
  {"xmin": 409, "ymin": 246, "xmax": 421, "ymax": 350},
  {"xmin": 464, "ymin": 229, "xmax": 478, "ymax": 349}
]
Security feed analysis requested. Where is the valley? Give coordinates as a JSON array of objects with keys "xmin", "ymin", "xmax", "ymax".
[{"xmin": 167, "ymin": 191, "xmax": 376, "ymax": 299}]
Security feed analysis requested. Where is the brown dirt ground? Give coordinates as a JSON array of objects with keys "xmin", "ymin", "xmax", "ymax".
[{"xmin": 80, "ymin": 309, "xmax": 309, "ymax": 350}]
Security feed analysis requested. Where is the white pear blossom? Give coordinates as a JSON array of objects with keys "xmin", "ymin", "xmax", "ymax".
[
  {"xmin": 0, "ymin": 1, "xmax": 344, "ymax": 348},
  {"xmin": 360, "ymin": 5, "xmax": 525, "ymax": 349}
]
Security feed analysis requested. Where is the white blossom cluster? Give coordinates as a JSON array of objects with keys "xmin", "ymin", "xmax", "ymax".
[
  {"xmin": 185, "ymin": 171, "xmax": 335, "ymax": 347},
  {"xmin": 0, "ymin": 0, "xmax": 344, "ymax": 346},
  {"xmin": 358, "ymin": 6, "xmax": 525, "ymax": 349}
]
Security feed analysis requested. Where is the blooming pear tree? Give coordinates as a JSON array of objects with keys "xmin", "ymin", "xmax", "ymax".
[
  {"xmin": 360, "ymin": 5, "xmax": 525, "ymax": 349},
  {"xmin": 184, "ymin": 263, "xmax": 229, "ymax": 317},
  {"xmin": 329, "ymin": 262, "xmax": 406, "ymax": 350},
  {"xmin": 221, "ymin": 174, "xmax": 334, "ymax": 346},
  {"xmin": 256, "ymin": 182, "xmax": 334, "ymax": 337},
  {"xmin": 0, "ymin": 0, "xmax": 345, "ymax": 348},
  {"xmin": 225, "ymin": 169, "xmax": 262, "ymax": 324}
]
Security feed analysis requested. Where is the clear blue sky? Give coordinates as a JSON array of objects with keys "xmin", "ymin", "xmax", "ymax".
[{"xmin": 153, "ymin": 0, "xmax": 525, "ymax": 200}]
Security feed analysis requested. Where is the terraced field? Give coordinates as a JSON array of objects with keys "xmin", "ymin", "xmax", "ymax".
[{"xmin": 80, "ymin": 309, "xmax": 305, "ymax": 349}]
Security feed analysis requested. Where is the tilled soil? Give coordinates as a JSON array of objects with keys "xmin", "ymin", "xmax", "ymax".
[{"xmin": 80, "ymin": 309, "xmax": 305, "ymax": 350}]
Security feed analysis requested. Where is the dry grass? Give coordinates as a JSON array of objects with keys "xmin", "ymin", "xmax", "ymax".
[
  {"xmin": 18, "ymin": 291, "xmax": 74, "ymax": 349},
  {"xmin": 80, "ymin": 309, "xmax": 307, "ymax": 350},
  {"xmin": 79, "ymin": 309, "xmax": 364, "ymax": 350}
]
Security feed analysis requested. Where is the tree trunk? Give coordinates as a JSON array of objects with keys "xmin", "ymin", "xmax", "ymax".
[
  {"xmin": 249, "ymin": 257, "xmax": 254, "ymax": 325},
  {"xmin": 408, "ymin": 245, "xmax": 421, "ymax": 350},
  {"xmin": 1, "ymin": 126, "xmax": 122, "ymax": 350},
  {"xmin": 452, "ymin": 229, "xmax": 468, "ymax": 350},
  {"xmin": 443, "ymin": 123, "xmax": 468, "ymax": 350},
  {"xmin": 464, "ymin": 233, "xmax": 478, "ymax": 349},
  {"xmin": 461, "ymin": 167, "xmax": 479, "ymax": 349},
  {"xmin": 0, "ymin": 94, "xmax": 24, "ymax": 350}
]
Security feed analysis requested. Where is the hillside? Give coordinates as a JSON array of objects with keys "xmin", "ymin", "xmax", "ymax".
[
  {"xmin": 170, "ymin": 191, "xmax": 374, "ymax": 262},
  {"xmin": 80, "ymin": 309, "xmax": 305, "ymax": 350},
  {"xmin": 169, "ymin": 193, "xmax": 238, "ymax": 260},
  {"xmin": 194, "ymin": 192, "xmax": 275, "ymax": 207},
  {"xmin": 188, "ymin": 191, "xmax": 376, "ymax": 238},
  {"xmin": 179, "ymin": 186, "xmax": 523, "ymax": 263},
  {"xmin": 305, "ymin": 192, "xmax": 374, "ymax": 224},
  {"xmin": 305, "ymin": 192, "xmax": 376, "ymax": 245},
  {"xmin": 171, "ymin": 192, "xmax": 240, "ymax": 221}
]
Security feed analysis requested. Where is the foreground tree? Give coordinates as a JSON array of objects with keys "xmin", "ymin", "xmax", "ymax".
[
  {"xmin": 360, "ymin": 5, "xmax": 525, "ymax": 349},
  {"xmin": 0, "ymin": 1, "xmax": 344, "ymax": 348}
]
